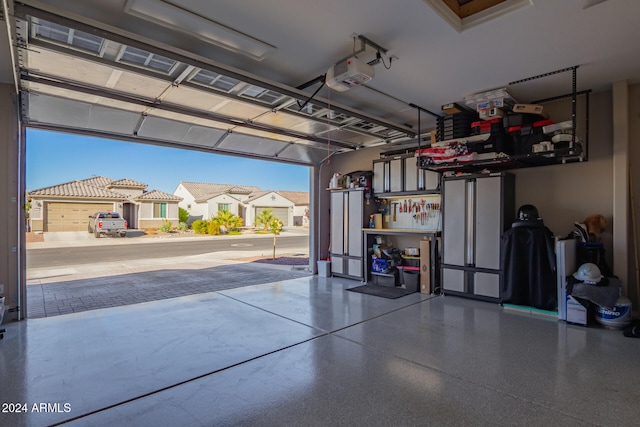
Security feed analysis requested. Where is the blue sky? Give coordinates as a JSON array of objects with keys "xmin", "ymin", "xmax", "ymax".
[{"xmin": 26, "ymin": 129, "xmax": 310, "ymax": 194}]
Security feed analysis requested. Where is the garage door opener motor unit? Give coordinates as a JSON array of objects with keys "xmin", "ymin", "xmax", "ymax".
[{"xmin": 326, "ymin": 56, "xmax": 374, "ymax": 92}]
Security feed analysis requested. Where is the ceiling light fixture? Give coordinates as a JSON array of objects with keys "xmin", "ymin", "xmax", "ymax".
[{"xmin": 123, "ymin": 0, "xmax": 276, "ymax": 61}]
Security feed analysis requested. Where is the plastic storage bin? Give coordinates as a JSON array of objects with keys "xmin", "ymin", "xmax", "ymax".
[
  {"xmin": 399, "ymin": 267, "xmax": 420, "ymax": 293},
  {"xmin": 317, "ymin": 260, "xmax": 331, "ymax": 277}
]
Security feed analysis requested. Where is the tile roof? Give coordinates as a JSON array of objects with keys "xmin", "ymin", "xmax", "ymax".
[
  {"xmin": 78, "ymin": 176, "xmax": 115, "ymax": 188},
  {"xmin": 243, "ymin": 190, "xmax": 273, "ymax": 203},
  {"xmin": 134, "ymin": 190, "xmax": 183, "ymax": 201},
  {"xmin": 277, "ymin": 191, "xmax": 309, "ymax": 205},
  {"xmin": 29, "ymin": 176, "xmax": 174, "ymax": 203},
  {"xmin": 179, "ymin": 181, "xmax": 263, "ymax": 202},
  {"xmin": 28, "ymin": 181, "xmax": 128, "ymax": 199},
  {"xmin": 107, "ymin": 178, "xmax": 147, "ymax": 189}
]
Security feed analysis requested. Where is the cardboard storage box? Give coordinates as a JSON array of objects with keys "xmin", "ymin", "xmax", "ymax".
[
  {"xmin": 512, "ymin": 103, "xmax": 548, "ymax": 117},
  {"xmin": 441, "ymin": 102, "xmax": 469, "ymax": 115},
  {"xmin": 420, "ymin": 240, "xmax": 431, "ymax": 294}
]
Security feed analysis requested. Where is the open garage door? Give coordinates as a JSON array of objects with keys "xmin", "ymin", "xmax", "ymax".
[
  {"xmin": 255, "ymin": 207, "xmax": 289, "ymax": 226},
  {"xmin": 45, "ymin": 202, "xmax": 112, "ymax": 231}
]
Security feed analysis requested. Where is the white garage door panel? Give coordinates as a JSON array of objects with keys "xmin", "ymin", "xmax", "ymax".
[{"xmin": 45, "ymin": 202, "xmax": 113, "ymax": 232}]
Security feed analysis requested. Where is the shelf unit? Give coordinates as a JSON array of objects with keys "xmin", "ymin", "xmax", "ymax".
[
  {"xmin": 420, "ymin": 147, "xmax": 584, "ymax": 173},
  {"xmin": 362, "ymin": 228, "xmax": 441, "ymax": 293},
  {"xmin": 418, "ymin": 66, "xmax": 591, "ymax": 173}
]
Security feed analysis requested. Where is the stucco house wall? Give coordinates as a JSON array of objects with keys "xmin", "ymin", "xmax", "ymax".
[
  {"xmin": 174, "ymin": 183, "xmax": 207, "ymax": 222},
  {"xmin": 207, "ymin": 193, "xmax": 242, "ymax": 219},
  {"xmin": 135, "ymin": 191, "xmax": 183, "ymax": 229}
]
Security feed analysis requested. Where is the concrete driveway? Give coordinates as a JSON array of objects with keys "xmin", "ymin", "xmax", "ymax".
[{"xmin": 26, "ymin": 228, "xmax": 311, "ymax": 319}]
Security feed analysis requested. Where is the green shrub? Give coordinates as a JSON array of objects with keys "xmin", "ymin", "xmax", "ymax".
[
  {"xmin": 192, "ymin": 219, "xmax": 208, "ymax": 234},
  {"xmin": 160, "ymin": 220, "xmax": 172, "ymax": 233},
  {"xmin": 177, "ymin": 222, "xmax": 188, "ymax": 231},
  {"xmin": 209, "ymin": 210, "xmax": 243, "ymax": 235},
  {"xmin": 207, "ymin": 218, "xmax": 221, "ymax": 235}
]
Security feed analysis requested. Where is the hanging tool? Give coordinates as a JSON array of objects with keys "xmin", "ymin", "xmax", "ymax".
[
  {"xmin": 404, "ymin": 199, "xmax": 407, "ymax": 213},
  {"xmin": 392, "ymin": 202, "xmax": 398, "ymax": 221}
]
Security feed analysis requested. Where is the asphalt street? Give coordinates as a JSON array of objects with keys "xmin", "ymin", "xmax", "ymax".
[{"xmin": 27, "ymin": 234, "xmax": 309, "ymax": 268}]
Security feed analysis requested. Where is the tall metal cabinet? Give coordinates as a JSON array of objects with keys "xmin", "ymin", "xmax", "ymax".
[
  {"xmin": 330, "ymin": 188, "xmax": 372, "ymax": 280},
  {"xmin": 441, "ymin": 172, "xmax": 515, "ymax": 301}
]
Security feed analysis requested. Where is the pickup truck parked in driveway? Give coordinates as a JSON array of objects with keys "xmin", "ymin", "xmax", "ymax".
[{"xmin": 88, "ymin": 212, "xmax": 128, "ymax": 238}]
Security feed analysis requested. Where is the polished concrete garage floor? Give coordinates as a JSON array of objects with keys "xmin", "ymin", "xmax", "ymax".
[{"xmin": 2, "ymin": 276, "xmax": 640, "ymax": 426}]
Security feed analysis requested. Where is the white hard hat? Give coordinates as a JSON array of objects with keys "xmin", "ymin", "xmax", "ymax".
[{"xmin": 573, "ymin": 263, "xmax": 604, "ymax": 284}]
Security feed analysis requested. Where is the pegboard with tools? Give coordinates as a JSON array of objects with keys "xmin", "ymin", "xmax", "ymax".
[{"xmin": 383, "ymin": 194, "xmax": 442, "ymax": 231}]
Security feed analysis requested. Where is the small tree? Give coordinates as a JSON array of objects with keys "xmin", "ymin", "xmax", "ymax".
[
  {"xmin": 269, "ymin": 218, "xmax": 283, "ymax": 260},
  {"xmin": 255, "ymin": 208, "xmax": 274, "ymax": 231},
  {"xmin": 178, "ymin": 207, "xmax": 189, "ymax": 224},
  {"xmin": 25, "ymin": 201, "xmax": 32, "ymax": 231}
]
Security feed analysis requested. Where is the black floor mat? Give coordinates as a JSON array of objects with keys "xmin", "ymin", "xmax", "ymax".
[{"xmin": 347, "ymin": 284, "xmax": 413, "ymax": 299}]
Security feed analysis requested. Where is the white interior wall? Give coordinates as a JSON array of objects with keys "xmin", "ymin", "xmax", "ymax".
[
  {"xmin": 321, "ymin": 87, "xmax": 636, "ymax": 303},
  {"xmin": 511, "ymin": 91, "xmax": 613, "ymax": 253}
]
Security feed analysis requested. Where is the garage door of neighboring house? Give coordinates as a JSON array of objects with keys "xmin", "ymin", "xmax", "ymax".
[
  {"xmin": 255, "ymin": 207, "xmax": 289, "ymax": 226},
  {"xmin": 45, "ymin": 202, "xmax": 113, "ymax": 231}
]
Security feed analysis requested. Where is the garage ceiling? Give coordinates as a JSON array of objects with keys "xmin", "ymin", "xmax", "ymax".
[{"xmin": 3, "ymin": 0, "xmax": 640, "ymax": 166}]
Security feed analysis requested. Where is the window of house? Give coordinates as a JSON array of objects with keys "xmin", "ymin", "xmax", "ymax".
[
  {"xmin": 153, "ymin": 203, "xmax": 167, "ymax": 218},
  {"xmin": 218, "ymin": 203, "xmax": 229, "ymax": 212}
]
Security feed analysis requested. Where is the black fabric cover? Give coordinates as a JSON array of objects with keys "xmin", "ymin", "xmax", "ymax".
[{"xmin": 500, "ymin": 222, "xmax": 557, "ymax": 310}]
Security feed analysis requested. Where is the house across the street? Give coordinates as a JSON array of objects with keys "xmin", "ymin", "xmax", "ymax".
[
  {"xmin": 28, "ymin": 176, "xmax": 182, "ymax": 232},
  {"xmin": 277, "ymin": 191, "xmax": 310, "ymax": 226},
  {"xmin": 174, "ymin": 181, "xmax": 308, "ymax": 227}
]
